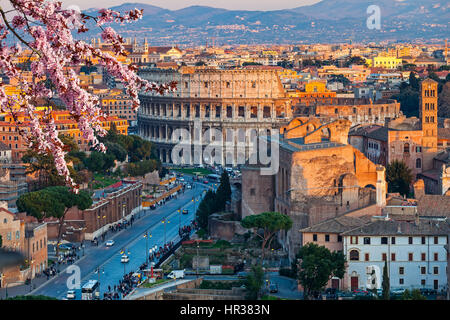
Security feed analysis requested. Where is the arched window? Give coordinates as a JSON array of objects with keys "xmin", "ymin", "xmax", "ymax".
[
  {"xmin": 416, "ymin": 158, "xmax": 422, "ymax": 169},
  {"xmin": 350, "ymin": 250, "xmax": 359, "ymax": 261},
  {"xmin": 404, "ymin": 143, "xmax": 410, "ymax": 154}
]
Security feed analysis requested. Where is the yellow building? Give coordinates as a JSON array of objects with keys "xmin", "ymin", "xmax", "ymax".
[{"xmin": 366, "ymin": 55, "xmax": 403, "ymax": 69}]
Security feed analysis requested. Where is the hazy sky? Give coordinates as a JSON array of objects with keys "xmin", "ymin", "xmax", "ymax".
[{"xmin": 60, "ymin": 0, "xmax": 321, "ymax": 11}]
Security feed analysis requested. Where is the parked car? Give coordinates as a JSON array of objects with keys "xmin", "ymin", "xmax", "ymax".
[
  {"xmin": 167, "ymin": 270, "xmax": 185, "ymax": 279},
  {"xmin": 182, "ymin": 209, "xmax": 189, "ymax": 215},
  {"xmin": 269, "ymin": 283, "xmax": 278, "ymax": 293},
  {"xmin": 391, "ymin": 288, "xmax": 406, "ymax": 295},
  {"xmin": 325, "ymin": 288, "xmax": 338, "ymax": 300},
  {"xmin": 66, "ymin": 290, "xmax": 76, "ymax": 300},
  {"xmin": 105, "ymin": 240, "xmax": 115, "ymax": 247},
  {"xmin": 420, "ymin": 288, "xmax": 437, "ymax": 296},
  {"xmin": 352, "ymin": 289, "xmax": 369, "ymax": 297},
  {"xmin": 336, "ymin": 291, "xmax": 354, "ymax": 299},
  {"xmin": 203, "ymin": 180, "xmax": 209, "ymax": 184}
]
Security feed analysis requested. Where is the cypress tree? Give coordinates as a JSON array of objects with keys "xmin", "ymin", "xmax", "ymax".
[{"xmin": 382, "ymin": 260, "xmax": 390, "ymax": 300}]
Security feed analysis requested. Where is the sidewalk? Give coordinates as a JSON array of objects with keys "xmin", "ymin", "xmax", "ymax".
[{"xmin": 0, "ymin": 276, "xmax": 49, "ymax": 299}]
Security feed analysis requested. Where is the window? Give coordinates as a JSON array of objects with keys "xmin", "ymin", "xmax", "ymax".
[
  {"xmin": 421, "ymin": 279, "xmax": 426, "ymax": 286},
  {"xmin": 390, "ymin": 237, "xmax": 396, "ymax": 244},
  {"xmin": 363, "ymin": 237, "xmax": 371, "ymax": 245},
  {"xmin": 337, "ymin": 235, "xmax": 342, "ymax": 242},
  {"xmin": 421, "ymin": 237, "xmax": 426, "ymax": 245},
  {"xmin": 381, "ymin": 237, "xmax": 388, "ymax": 244},
  {"xmin": 349, "ymin": 250, "xmax": 359, "ymax": 261},
  {"xmin": 365, "ymin": 253, "xmax": 370, "ymax": 261},
  {"xmin": 399, "ymin": 267, "xmax": 404, "ymax": 275},
  {"xmin": 250, "ymin": 188, "xmax": 255, "ymax": 196},
  {"xmin": 434, "ymin": 253, "xmax": 438, "ymax": 261},
  {"xmin": 421, "ymin": 253, "xmax": 426, "ymax": 261},
  {"xmin": 408, "ymin": 237, "xmax": 413, "ymax": 244},
  {"xmin": 350, "ymin": 236, "xmax": 358, "ymax": 244},
  {"xmin": 313, "ymin": 234, "xmax": 318, "ymax": 241},
  {"xmin": 325, "ymin": 234, "xmax": 330, "ymax": 242},
  {"xmin": 408, "ymin": 253, "xmax": 413, "ymax": 261},
  {"xmin": 434, "ymin": 237, "xmax": 438, "ymax": 244},
  {"xmin": 391, "ymin": 253, "xmax": 396, "ymax": 261},
  {"xmin": 403, "ymin": 143, "xmax": 410, "ymax": 153},
  {"xmin": 416, "ymin": 146, "xmax": 422, "ymax": 153},
  {"xmin": 433, "ymin": 267, "xmax": 438, "ymax": 275},
  {"xmin": 421, "ymin": 267, "xmax": 426, "ymax": 274},
  {"xmin": 382, "ymin": 253, "xmax": 387, "ymax": 261},
  {"xmin": 414, "ymin": 157, "xmax": 422, "ymax": 169},
  {"xmin": 399, "ymin": 278, "xmax": 404, "ymax": 285},
  {"xmin": 434, "ymin": 280, "xmax": 438, "ymax": 290}
]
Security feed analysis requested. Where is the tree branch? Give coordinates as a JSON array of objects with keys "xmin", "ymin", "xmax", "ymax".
[{"xmin": 0, "ymin": 6, "xmax": 41, "ymax": 57}]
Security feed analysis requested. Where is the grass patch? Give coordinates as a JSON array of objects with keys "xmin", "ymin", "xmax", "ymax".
[
  {"xmin": 91, "ymin": 173, "xmax": 120, "ymax": 189},
  {"xmin": 212, "ymin": 240, "xmax": 232, "ymax": 249},
  {"xmin": 172, "ymin": 168, "xmax": 213, "ymax": 176},
  {"xmin": 140, "ymin": 278, "xmax": 171, "ymax": 288}
]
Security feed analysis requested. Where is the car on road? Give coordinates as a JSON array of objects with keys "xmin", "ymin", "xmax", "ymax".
[
  {"xmin": 121, "ymin": 255, "xmax": 129, "ymax": 263},
  {"xmin": 167, "ymin": 270, "xmax": 185, "ymax": 279},
  {"xmin": 179, "ymin": 177, "xmax": 185, "ymax": 182},
  {"xmin": 182, "ymin": 209, "xmax": 189, "ymax": 215},
  {"xmin": 203, "ymin": 180, "xmax": 209, "ymax": 184},
  {"xmin": 66, "ymin": 290, "xmax": 76, "ymax": 299},
  {"xmin": 391, "ymin": 288, "xmax": 406, "ymax": 295},
  {"xmin": 269, "ymin": 283, "xmax": 278, "ymax": 293},
  {"xmin": 58, "ymin": 243, "xmax": 74, "ymax": 250},
  {"xmin": 105, "ymin": 240, "xmax": 115, "ymax": 247},
  {"xmin": 186, "ymin": 184, "xmax": 192, "ymax": 189}
]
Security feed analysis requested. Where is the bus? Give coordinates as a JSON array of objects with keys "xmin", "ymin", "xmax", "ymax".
[{"xmin": 81, "ymin": 280, "xmax": 100, "ymax": 300}]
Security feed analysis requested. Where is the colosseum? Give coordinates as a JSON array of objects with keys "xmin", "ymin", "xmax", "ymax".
[{"xmin": 137, "ymin": 66, "xmax": 292, "ymax": 165}]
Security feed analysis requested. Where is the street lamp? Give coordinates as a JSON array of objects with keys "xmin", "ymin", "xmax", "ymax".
[
  {"xmin": 144, "ymin": 232, "xmax": 152, "ymax": 265},
  {"xmin": 95, "ymin": 267, "xmax": 104, "ymax": 294},
  {"xmin": 196, "ymin": 240, "xmax": 200, "ymax": 279},
  {"xmin": 4, "ymin": 281, "xmax": 24, "ymax": 299},
  {"xmin": 178, "ymin": 208, "xmax": 182, "ymax": 231},
  {"xmin": 162, "ymin": 219, "xmax": 170, "ymax": 245}
]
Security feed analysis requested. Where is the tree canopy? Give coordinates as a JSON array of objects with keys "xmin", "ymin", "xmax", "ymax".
[
  {"xmin": 16, "ymin": 186, "xmax": 92, "ymax": 221},
  {"xmin": 215, "ymin": 171, "xmax": 231, "ymax": 211},
  {"xmin": 241, "ymin": 211, "xmax": 292, "ymax": 263},
  {"xmin": 245, "ymin": 265, "xmax": 264, "ymax": 300},
  {"xmin": 294, "ymin": 243, "xmax": 346, "ymax": 300},
  {"xmin": 382, "ymin": 260, "xmax": 390, "ymax": 300},
  {"xmin": 386, "ymin": 160, "xmax": 413, "ymax": 197}
]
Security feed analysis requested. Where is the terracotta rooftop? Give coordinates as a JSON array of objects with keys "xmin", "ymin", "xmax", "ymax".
[
  {"xmin": 300, "ymin": 215, "xmax": 372, "ymax": 234},
  {"xmin": 416, "ymin": 195, "xmax": 450, "ymax": 218},
  {"xmin": 342, "ymin": 219, "xmax": 450, "ymax": 236}
]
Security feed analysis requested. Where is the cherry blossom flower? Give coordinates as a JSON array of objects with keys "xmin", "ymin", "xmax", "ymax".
[{"xmin": 0, "ymin": 0, "xmax": 177, "ymax": 192}]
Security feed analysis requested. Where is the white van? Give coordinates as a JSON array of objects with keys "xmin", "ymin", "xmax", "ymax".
[{"xmin": 167, "ymin": 269, "xmax": 185, "ymax": 279}]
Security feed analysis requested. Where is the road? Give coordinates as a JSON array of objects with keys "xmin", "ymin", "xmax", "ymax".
[{"xmin": 29, "ymin": 177, "xmax": 216, "ymax": 300}]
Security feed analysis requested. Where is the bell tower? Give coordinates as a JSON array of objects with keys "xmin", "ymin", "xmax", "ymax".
[{"xmin": 420, "ymin": 78, "xmax": 438, "ymax": 170}]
